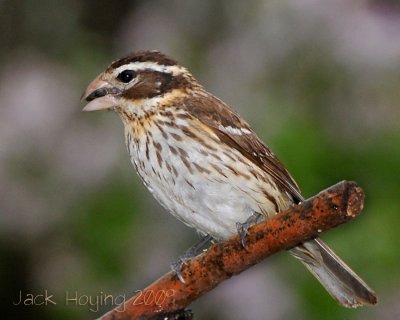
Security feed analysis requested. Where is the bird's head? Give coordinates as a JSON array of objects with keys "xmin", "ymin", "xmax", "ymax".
[{"xmin": 82, "ymin": 51, "xmax": 196, "ymax": 116}]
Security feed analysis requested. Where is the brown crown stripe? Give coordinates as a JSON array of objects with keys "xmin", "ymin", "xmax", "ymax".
[{"xmin": 109, "ymin": 51, "xmax": 178, "ymax": 69}]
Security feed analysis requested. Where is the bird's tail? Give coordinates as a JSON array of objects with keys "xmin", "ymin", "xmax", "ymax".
[{"xmin": 289, "ymin": 238, "xmax": 377, "ymax": 308}]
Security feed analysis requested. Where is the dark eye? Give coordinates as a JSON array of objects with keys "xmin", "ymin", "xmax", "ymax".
[{"xmin": 117, "ymin": 70, "xmax": 137, "ymax": 83}]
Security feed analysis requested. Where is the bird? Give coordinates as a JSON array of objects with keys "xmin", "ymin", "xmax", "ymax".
[{"xmin": 82, "ymin": 50, "xmax": 377, "ymax": 308}]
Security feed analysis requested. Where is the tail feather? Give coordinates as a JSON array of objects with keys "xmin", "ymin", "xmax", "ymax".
[{"xmin": 290, "ymin": 238, "xmax": 377, "ymax": 308}]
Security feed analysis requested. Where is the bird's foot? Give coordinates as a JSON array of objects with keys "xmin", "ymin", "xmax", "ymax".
[
  {"xmin": 170, "ymin": 234, "xmax": 213, "ymax": 283},
  {"xmin": 236, "ymin": 212, "xmax": 263, "ymax": 248}
]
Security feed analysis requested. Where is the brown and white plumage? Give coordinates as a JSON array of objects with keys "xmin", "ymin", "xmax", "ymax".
[{"xmin": 82, "ymin": 50, "xmax": 377, "ymax": 307}]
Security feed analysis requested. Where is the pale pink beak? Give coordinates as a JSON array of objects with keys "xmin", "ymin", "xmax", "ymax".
[{"xmin": 82, "ymin": 73, "xmax": 118, "ymax": 112}]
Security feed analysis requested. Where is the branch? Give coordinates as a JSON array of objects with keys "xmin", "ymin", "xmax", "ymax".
[{"xmin": 98, "ymin": 180, "xmax": 365, "ymax": 320}]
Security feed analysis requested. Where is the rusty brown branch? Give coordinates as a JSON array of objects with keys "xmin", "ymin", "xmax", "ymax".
[{"xmin": 97, "ymin": 180, "xmax": 365, "ymax": 320}]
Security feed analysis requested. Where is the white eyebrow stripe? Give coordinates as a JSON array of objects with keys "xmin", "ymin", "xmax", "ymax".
[{"xmin": 112, "ymin": 62, "xmax": 186, "ymax": 77}]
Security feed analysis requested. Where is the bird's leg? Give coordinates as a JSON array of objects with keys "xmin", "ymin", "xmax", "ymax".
[
  {"xmin": 236, "ymin": 211, "xmax": 264, "ymax": 248},
  {"xmin": 171, "ymin": 234, "xmax": 213, "ymax": 283}
]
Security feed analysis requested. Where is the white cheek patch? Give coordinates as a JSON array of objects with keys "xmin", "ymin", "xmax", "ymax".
[{"xmin": 218, "ymin": 125, "xmax": 252, "ymax": 136}]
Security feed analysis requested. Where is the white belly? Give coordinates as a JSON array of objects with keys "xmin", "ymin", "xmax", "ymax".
[{"xmin": 125, "ymin": 115, "xmax": 286, "ymax": 240}]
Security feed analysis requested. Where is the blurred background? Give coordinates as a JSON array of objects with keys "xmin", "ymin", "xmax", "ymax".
[{"xmin": 1, "ymin": 0, "xmax": 399, "ymax": 319}]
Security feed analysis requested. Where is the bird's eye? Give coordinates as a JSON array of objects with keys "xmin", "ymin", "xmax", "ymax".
[{"xmin": 117, "ymin": 70, "xmax": 137, "ymax": 83}]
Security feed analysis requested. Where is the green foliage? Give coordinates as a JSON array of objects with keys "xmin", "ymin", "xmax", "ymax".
[{"xmin": 71, "ymin": 176, "xmax": 142, "ymax": 278}]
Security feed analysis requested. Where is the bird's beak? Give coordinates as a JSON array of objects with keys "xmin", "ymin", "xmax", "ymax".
[{"xmin": 81, "ymin": 74, "xmax": 118, "ymax": 112}]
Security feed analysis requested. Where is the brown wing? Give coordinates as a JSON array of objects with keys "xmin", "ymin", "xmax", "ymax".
[{"xmin": 183, "ymin": 92, "xmax": 303, "ymax": 203}]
